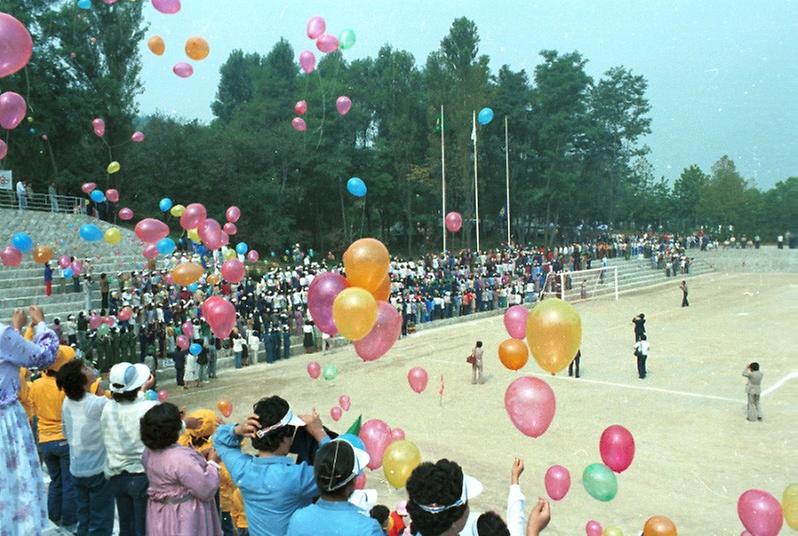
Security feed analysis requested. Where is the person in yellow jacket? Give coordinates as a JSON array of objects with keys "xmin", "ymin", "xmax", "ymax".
[{"xmin": 178, "ymin": 408, "xmax": 249, "ymax": 535}]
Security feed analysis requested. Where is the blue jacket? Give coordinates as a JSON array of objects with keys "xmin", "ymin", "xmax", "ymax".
[{"xmin": 287, "ymin": 499, "xmax": 384, "ymax": 536}]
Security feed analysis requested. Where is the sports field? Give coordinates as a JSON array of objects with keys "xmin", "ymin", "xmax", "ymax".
[{"xmin": 171, "ymin": 272, "xmax": 798, "ymax": 535}]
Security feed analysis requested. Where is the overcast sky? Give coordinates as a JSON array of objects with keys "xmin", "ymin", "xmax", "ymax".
[{"xmin": 136, "ymin": 0, "xmax": 798, "ymax": 188}]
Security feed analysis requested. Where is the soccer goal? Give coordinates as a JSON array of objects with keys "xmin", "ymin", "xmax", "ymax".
[{"xmin": 540, "ymin": 265, "xmax": 619, "ymax": 302}]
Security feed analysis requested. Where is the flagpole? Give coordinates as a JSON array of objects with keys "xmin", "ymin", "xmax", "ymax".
[
  {"xmin": 504, "ymin": 115, "xmax": 511, "ymax": 245},
  {"xmin": 472, "ymin": 110, "xmax": 481, "ymax": 252},
  {"xmin": 441, "ymin": 104, "xmax": 446, "ymax": 254}
]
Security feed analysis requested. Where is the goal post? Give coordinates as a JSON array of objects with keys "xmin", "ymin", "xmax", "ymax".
[{"xmin": 540, "ymin": 266, "xmax": 619, "ymax": 302}]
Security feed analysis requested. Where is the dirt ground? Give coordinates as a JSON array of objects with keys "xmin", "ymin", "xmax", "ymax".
[{"xmin": 170, "ymin": 272, "xmax": 798, "ymax": 535}]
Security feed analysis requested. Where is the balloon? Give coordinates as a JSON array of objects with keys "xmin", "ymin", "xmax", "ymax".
[
  {"xmin": 586, "ymin": 520, "xmax": 603, "ymax": 536},
  {"xmin": 738, "ymin": 489, "xmax": 783, "ymax": 536},
  {"xmin": 118, "ymin": 207, "xmax": 134, "ymax": 220},
  {"xmin": 292, "ymin": 117, "xmax": 307, "ymax": 132},
  {"xmin": 330, "ymin": 406, "xmax": 342, "ymax": 422},
  {"xmin": 217, "ymin": 399, "xmax": 233, "ymax": 418},
  {"xmin": 0, "ymin": 139, "xmax": 5, "ymax": 160},
  {"xmin": 504, "ymin": 376, "xmax": 556, "ymax": 438},
  {"xmin": 0, "ymin": 246, "xmax": 22, "ymax": 266},
  {"xmin": 339, "ymin": 29, "xmax": 356, "ymax": 50},
  {"xmin": 322, "ymin": 363, "xmax": 338, "ymax": 381},
  {"xmin": 102, "ymin": 227, "xmax": 121, "ymax": 245},
  {"xmin": 159, "ymin": 197, "xmax": 173, "ymax": 212},
  {"xmin": 135, "ymin": 218, "xmax": 169, "ymax": 244},
  {"xmin": 81, "ymin": 182, "xmax": 97, "ymax": 194},
  {"xmin": 306, "ymin": 16, "xmax": 326, "ymax": 39},
  {"xmin": 220, "ymin": 232, "xmax": 229, "ymax": 247},
  {"xmin": 0, "ymin": 91, "xmax": 27, "ymax": 129},
  {"xmin": 222, "ymin": 222, "xmax": 237, "ymax": 236},
  {"xmin": 156, "ymin": 237, "xmax": 176, "ymax": 255},
  {"xmin": 89, "ymin": 189, "xmax": 106, "ymax": 203},
  {"xmin": 784, "ymin": 484, "xmax": 798, "ymax": 530},
  {"xmin": 142, "ymin": 244, "xmax": 159, "ymax": 260},
  {"xmin": 152, "ymin": 0, "xmax": 181, "ymax": 14},
  {"xmin": 225, "ymin": 206, "xmax": 241, "ymax": 223},
  {"xmin": 544, "ymin": 465, "xmax": 571, "ymax": 501},
  {"xmin": 187, "ymin": 228, "xmax": 200, "ymax": 242},
  {"xmin": 307, "ymin": 361, "xmax": 321, "ymax": 379},
  {"xmin": 62, "ymin": 267, "xmax": 73, "ymax": 278},
  {"xmin": 79, "ymin": 224, "xmax": 102, "ymax": 242},
  {"xmin": 105, "ymin": 188, "xmax": 119, "ymax": 203},
  {"xmin": 444, "ymin": 211, "xmax": 463, "ymax": 233},
  {"xmin": 223, "ymin": 249, "xmax": 236, "ymax": 261},
  {"xmin": 343, "ymin": 238, "xmax": 390, "ymax": 294},
  {"xmin": 316, "ymin": 34, "xmax": 339, "ymax": 54},
  {"xmin": 106, "ymin": 161, "xmax": 120, "ymax": 174},
  {"xmin": 118, "ymin": 307, "xmax": 132, "ymax": 322},
  {"xmin": 221, "ymin": 259, "xmax": 245, "ymax": 283},
  {"xmin": 172, "ymin": 262, "xmax": 203, "ymax": 286},
  {"xmin": 180, "ymin": 203, "xmax": 207, "ymax": 230},
  {"xmin": 170, "ymin": 204, "xmax": 185, "ymax": 217},
  {"xmin": 478, "ymin": 107, "xmax": 494, "ymax": 125},
  {"xmin": 70, "ymin": 260, "xmax": 83, "ymax": 275},
  {"xmin": 299, "ymin": 50, "xmax": 316, "ymax": 74},
  {"xmin": 333, "ymin": 288, "xmax": 378, "ymax": 341},
  {"xmin": 642, "ymin": 516, "xmax": 677, "ymax": 536},
  {"xmin": 383, "ymin": 440, "xmax": 421, "ymax": 488},
  {"xmin": 600, "ymin": 425, "xmax": 635, "ymax": 473},
  {"xmin": 29, "ymin": 244, "xmax": 51, "ymax": 265},
  {"xmin": 603, "ymin": 528, "xmax": 623, "ymax": 536},
  {"xmin": 336, "ymin": 96, "xmax": 352, "ymax": 116},
  {"xmin": 359, "ymin": 419, "xmax": 392, "ymax": 470},
  {"xmin": 347, "ymin": 177, "xmax": 366, "ymax": 197},
  {"xmin": 92, "ymin": 118, "xmax": 105, "ymax": 137},
  {"xmin": 526, "ymin": 298, "xmax": 582, "ymax": 374},
  {"xmin": 180, "ymin": 321, "xmax": 194, "ymax": 339},
  {"xmin": 504, "ymin": 305, "xmax": 528, "ymax": 339},
  {"xmin": 235, "ymin": 242, "xmax": 248, "ymax": 255},
  {"xmin": 246, "ymin": 250, "xmax": 259, "ymax": 263},
  {"xmin": 131, "ymin": 131, "xmax": 145, "ymax": 142},
  {"xmin": 77, "ymin": 0, "xmax": 92, "ymax": 9},
  {"xmin": 308, "ymin": 272, "xmax": 350, "ymax": 335},
  {"xmin": 203, "ymin": 296, "xmax": 236, "ymax": 339},
  {"xmin": 176, "ymin": 335, "xmax": 189, "ymax": 351},
  {"xmin": 354, "ymin": 301, "xmax": 401, "ymax": 361},
  {"xmin": 189, "ymin": 343, "xmax": 202, "ymax": 356},
  {"xmin": 372, "ymin": 273, "xmax": 391, "ymax": 302},
  {"xmin": 185, "ymin": 36, "xmax": 209, "ymax": 61},
  {"xmin": 499, "ymin": 338, "xmax": 529, "ymax": 371},
  {"xmin": 173, "ymin": 62, "xmax": 193, "ymax": 78},
  {"xmin": 147, "ymin": 35, "xmax": 165, "ymax": 56},
  {"xmin": 354, "ymin": 472, "xmax": 366, "ymax": 490},
  {"xmin": 390, "ymin": 428, "xmax": 405, "ymax": 442},
  {"xmin": 407, "ymin": 367, "xmax": 429, "ymax": 394},
  {"xmin": 157, "ymin": 390, "xmax": 169, "ymax": 402},
  {"xmin": 199, "ymin": 218, "xmax": 223, "ymax": 250},
  {"xmin": 89, "ymin": 314, "xmax": 102, "ymax": 330},
  {"xmin": 340, "ymin": 433, "xmax": 365, "ymax": 451},
  {"xmin": 582, "ymin": 463, "xmax": 618, "ymax": 502},
  {"xmin": 294, "ymin": 100, "xmax": 307, "ymax": 115},
  {"xmin": 11, "ymin": 232, "xmax": 32, "ymax": 253},
  {"xmin": 58, "ymin": 255, "xmax": 71, "ymax": 269},
  {"xmin": 0, "ymin": 14, "xmax": 33, "ymax": 78},
  {"xmin": 338, "ymin": 395, "xmax": 351, "ymax": 411}
]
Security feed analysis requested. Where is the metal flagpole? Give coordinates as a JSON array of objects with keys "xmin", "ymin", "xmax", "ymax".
[
  {"xmin": 472, "ymin": 110, "xmax": 480, "ymax": 252},
  {"xmin": 441, "ymin": 104, "xmax": 446, "ymax": 253},
  {"xmin": 504, "ymin": 115, "xmax": 511, "ymax": 245}
]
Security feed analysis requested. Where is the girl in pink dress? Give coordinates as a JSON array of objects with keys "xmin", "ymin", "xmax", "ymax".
[{"xmin": 141, "ymin": 402, "xmax": 222, "ymax": 536}]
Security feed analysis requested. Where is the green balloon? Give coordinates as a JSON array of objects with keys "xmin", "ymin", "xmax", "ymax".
[
  {"xmin": 97, "ymin": 324, "xmax": 110, "ymax": 337},
  {"xmin": 339, "ymin": 29, "xmax": 356, "ymax": 50},
  {"xmin": 582, "ymin": 463, "xmax": 617, "ymax": 501},
  {"xmin": 322, "ymin": 363, "xmax": 338, "ymax": 381}
]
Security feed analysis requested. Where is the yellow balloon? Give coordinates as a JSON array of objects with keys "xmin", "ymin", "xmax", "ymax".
[
  {"xmin": 784, "ymin": 483, "xmax": 798, "ymax": 530},
  {"xmin": 187, "ymin": 228, "xmax": 200, "ymax": 242},
  {"xmin": 107, "ymin": 161, "xmax": 120, "ymax": 174},
  {"xmin": 32, "ymin": 245, "xmax": 53, "ymax": 265},
  {"xmin": 383, "ymin": 440, "xmax": 421, "ymax": 488},
  {"xmin": 332, "ymin": 287, "xmax": 377, "ymax": 341},
  {"xmin": 207, "ymin": 273, "xmax": 220, "ymax": 286},
  {"xmin": 171, "ymin": 262, "xmax": 204, "ymax": 287},
  {"xmin": 170, "ymin": 204, "xmax": 185, "ymax": 217},
  {"xmin": 603, "ymin": 527, "xmax": 623, "ymax": 536},
  {"xmin": 104, "ymin": 227, "xmax": 122, "ymax": 245},
  {"xmin": 147, "ymin": 35, "xmax": 165, "ymax": 56},
  {"xmin": 224, "ymin": 249, "xmax": 237, "ymax": 260},
  {"xmin": 185, "ymin": 36, "xmax": 210, "ymax": 61},
  {"xmin": 343, "ymin": 238, "xmax": 390, "ymax": 294},
  {"xmin": 526, "ymin": 298, "xmax": 582, "ymax": 374}
]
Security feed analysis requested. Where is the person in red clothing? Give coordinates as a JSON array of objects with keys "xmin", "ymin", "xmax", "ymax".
[
  {"xmin": 44, "ymin": 262, "xmax": 53, "ymax": 297},
  {"xmin": 387, "ymin": 501, "xmax": 409, "ymax": 536}
]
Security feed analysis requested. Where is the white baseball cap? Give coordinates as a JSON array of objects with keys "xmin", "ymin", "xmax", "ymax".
[{"xmin": 109, "ymin": 362, "xmax": 151, "ymax": 394}]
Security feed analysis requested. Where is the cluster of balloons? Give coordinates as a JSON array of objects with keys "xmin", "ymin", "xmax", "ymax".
[
  {"xmin": 358, "ymin": 418, "xmax": 419, "ymax": 488},
  {"xmin": 329, "ymin": 394, "xmax": 352, "ymax": 422},
  {"xmin": 581, "ymin": 425, "xmax": 635, "ymax": 503},
  {"xmin": 737, "ymin": 487, "xmax": 792, "ymax": 536},
  {"xmin": 299, "ymin": 16, "xmax": 356, "ymax": 75}
]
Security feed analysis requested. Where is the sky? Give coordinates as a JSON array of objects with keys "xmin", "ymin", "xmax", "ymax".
[{"xmin": 136, "ymin": 0, "xmax": 798, "ymax": 189}]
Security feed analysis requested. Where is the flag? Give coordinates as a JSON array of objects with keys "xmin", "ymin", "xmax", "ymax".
[{"xmin": 345, "ymin": 415, "xmax": 362, "ymax": 435}]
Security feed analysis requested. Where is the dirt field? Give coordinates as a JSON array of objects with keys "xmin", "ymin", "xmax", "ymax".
[{"xmin": 170, "ymin": 273, "xmax": 798, "ymax": 535}]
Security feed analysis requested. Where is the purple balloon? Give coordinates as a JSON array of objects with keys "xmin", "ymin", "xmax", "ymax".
[
  {"xmin": 308, "ymin": 273, "xmax": 349, "ymax": 335},
  {"xmin": 173, "ymin": 62, "xmax": 193, "ymax": 78},
  {"xmin": 354, "ymin": 301, "xmax": 402, "ymax": 361},
  {"xmin": 504, "ymin": 305, "xmax": 528, "ymax": 339},
  {"xmin": 0, "ymin": 91, "xmax": 27, "ymax": 130},
  {"xmin": 737, "ymin": 489, "xmax": 783, "ymax": 536},
  {"xmin": 0, "ymin": 13, "xmax": 33, "ymax": 79}
]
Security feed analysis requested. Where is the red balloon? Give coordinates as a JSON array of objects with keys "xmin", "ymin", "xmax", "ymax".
[
  {"xmin": 390, "ymin": 427, "xmax": 405, "ymax": 442},
  {"xmin": 0, "ymin": 139, "xmax": 7, "ymax": 160},
  {"xmin": 92, "ymin": 118, "xmax": 105, "ymax": 137},
  {"xmin": 338, "ymin": 395, "xmax": 351, "ymax": 411},
  {"xmin": 445, "ymin": 211, "xmax": 463, "ymax": 233},
  {"xmin": 105, "ymin": 189, "xmax": 119, "ymax": 203},
  {"xmin": 307, "ymin": 361, "xmax": 321, "ymax": 379},
  {"xmin": 221, "ymin": 259, "xmax": 245, "ymax": 283},
  {"xmin": 294, "ymin": 100, "xmax": 308, "ymax": 115},
  {"xmin": 222, "ymin": 222, "xmax": 237, "ymax": 236},
  {"xmin": 354, "ymin": 472, "xmax": 366, "ymax": 490},
  {"xmin": 198, "ymin": 218, "xmax": 223, "ymax": 250},
  {"xmin": 407, "ymin": 367, "xmax": 429, "ymax": 394},
  {"xmin": 246, "ymin": 250, "xmax": 260, "ymax": 263},
  {"xmin": 308, "ymin": 273, "xmax": 350, "ymax": 335},
  {"xmin": 292, "ymin": 117, "xmax": 307, "ymax": 132},
  {"xmin": 143, "ymin": 244, "xmax": 159, "ymax": 260},
  {"xmin": 203, "ymin": 296, "xmax": 236, "ymax": 339},
  {"xmin": 599, "ymin": 425, "xmax": 635, "ymax": 473},
  {"xmin": 118, "ymin": 207, "xmax": 134, "ymax": 220},
  {"xmin": 0, "ymin": 91, "xmax": 27, "ymax": 130},
  {"xmin": 335, "ymin": 96, "xmax": 352, "ymax": 116},
  {"xmin": 316, "ymin": 33, "xmax": 339, "ymax": 53},
  {"xmin": 0, "ymin": 246, "xmax": 22, "ymax": 267},
  {"xmin": 0, "ymin": 13, "xmax": 33, "ymax": 78},
  {"xmin": 306, "ymin": 16, "xmax": 326, "ymax": 39},
  {"xmin": 176, "ymin": 335, "xmax": 189, "ymax": 351},
  {"xmin": 354, "ymin": 301, "xmax": 401, "ymax": 361},
  {"xmin": 81, "ymin": 182, "xmax": 97, "ymax": 194},
  {"xmin": 737, "ymin": 489, "xmax": 783, "ymax": 536},
  {"xmin": 544, "ymin": 465, "xmax": 571, "ymax": 501},
  {"xmin": 180, "ymin": 203, "xmax": 207, "ymax": 230},
  {"xmin": 504, "ymin": 376, "xmax": 556, "ymax": 438},
  {"xmin": 135, "ymin": 218, "xmax": 170, "ymax": 244},
  {"xmin": 330, "ymin": 406, "xmax": 342, "ymax": 422}
]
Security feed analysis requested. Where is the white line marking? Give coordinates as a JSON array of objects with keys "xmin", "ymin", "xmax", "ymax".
[{"xmin": 761, "ymin": 370, "xmax": 798, "ymax": 397}]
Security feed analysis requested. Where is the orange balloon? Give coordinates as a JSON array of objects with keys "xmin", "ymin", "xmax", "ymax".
[
  {"xmin": 499, "ymin": 338, "xmax": 529, "ymax": 371},
  {"xmin": 147, "ymin": 35, "xmax": 165, "ymax": 56},
  {"xmin": 526, "ymin": 298, "xmax": 582, "ymax": 374},
  {"xmin": 343, "ymin": 238, "xmax": 390, "ymax": 294},
  {"xmin": 643, "ymin": 515, "xmax": 677, "ymax": 536},
  {"xmin": 332, "ymin": 287, "xmax": 378, "ymax": 341},
  {"xmin": 207, "ymin": 273, "xmax": 220, "ymax": 286},
  {"xmin": 372, "ymin": 272, "xmax": 391, "ymax": 301},
  {"xmin": 171, "ymin": 262, "xmax": 204, "ymax": 287},
  {"xmin": 185, "ymin": 36, "xmax": 209, "ymax": 61},
  {"xmin": 217, "ymin": 399, "xmax": 233, "ymax": 418},
  {"xmin": 32, "ymin": 245, "xmax": 54, "ymax": 265}
]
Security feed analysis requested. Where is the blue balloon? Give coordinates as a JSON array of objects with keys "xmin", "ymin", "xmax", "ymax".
[
  {"xmin": 63, "ymin": 267, "xmax": 74, "ymax": 278},
  {"xmin": 189, "ymin": 343, "xmax": 202, "ymax": 356},
  {"xmin": 235, "ymin": 242, "xmax": 248, "ymax": 255},
  {"xmin": 478, "ymin": 107, "xmax": 494, "ymax": 126},
  {"xmin": 347, "ymin": 177, "xmax": 367, "ymax": 197},
  {"xmin": 159, "ymin": 198, "xmax": 173, "ymax": 212},
  {"xmin": 145, "ymin": 389, "xmax": 158, "ymax": 401},
  {"xmin": 79, "ymin": 223, "xmax": 103, "ymax": 242},
  {"xmin": 339, "ymin": 433, "xmax": 365, "ymax": 451},
  {"xmin": 89, "ymin": 189, "xmax": 106, "ymax": 203},
  {"xmin": 77, "ymin": 0, "xmax": 92, "ymax": 9},
  {"xmin": 188, "ymin": 282, "xmax": 199, "ymax": 293},
  {"xmin": 156, "ymin": 237, "xmax": 176, "ymax": 255},
  {"xmin": 11, "ymin": 232, "xmax": 33, "ymax": 253}
]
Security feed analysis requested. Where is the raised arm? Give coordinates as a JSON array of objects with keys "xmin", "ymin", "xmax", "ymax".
[{"xmin": 0, "ymin": 308, "xmax": 59, "ymax": 369}]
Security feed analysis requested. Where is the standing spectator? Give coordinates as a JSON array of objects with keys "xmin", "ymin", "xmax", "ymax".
[
  {"xmin": 568, "ymin": 350, "xmax": 581, "ymax": 379},
  {"xmin": 634, "ymin": 335, "xmax": 650, "ymax": 380},
  {"xmin": 16, "ymin": 178, "xmax": 27, "ymax": 209},
  {"xmin": 632, "ymin": 313, "xmax": 646, "ymax": 342},
  {"xmin": 232, "ymin": 329, "xmax": 245, "ymax": 369},
  {"xmin": 49, "ymin": 182, "xmax": 59, "ymax": 212},
  {"xmin": 303, "ymin": 320, "xmax": 315, "ymax": 354},
  {"xmin": 44, "ymin": 262, "xmax": 53, "ymax": 297},
  {"xmin": 679, "ymin": 280, "xmax": 689, "ymax": 307},
  {"xmin": 469, "ymin": 341, "xmax": 484, "ymax": 385},
  {"xmin": 100, "ymin": 273, "xmax": 110, "ymax": 310},
  {"xmin": 282, "ymin": 325, "xmax": 292, "ymax": 360},
  {"xmin": 248, "ymin": 330, "xmax": 261, "ymax": 365},
  {"xmin": 742, "ymin": 362, "xmax": 763, "ymax": 422}
]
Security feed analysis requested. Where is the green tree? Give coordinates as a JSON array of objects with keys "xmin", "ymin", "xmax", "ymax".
[{"xmin": 672, "ymin": 164, "xmax": 710, "ymax": 228}]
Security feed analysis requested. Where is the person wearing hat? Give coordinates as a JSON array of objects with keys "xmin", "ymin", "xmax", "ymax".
[
  {"xmin": 286, "ymin": 438, "xmax": 383, "ymax": 535},
  {"xmin": 212, "ymin": 396, "xmax": 331, "ymax": 536}
]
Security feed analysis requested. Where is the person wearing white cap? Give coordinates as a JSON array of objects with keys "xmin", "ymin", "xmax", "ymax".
[{"xmin": 213, "ymin": 395, "xmax": 331, "ymax": 536}]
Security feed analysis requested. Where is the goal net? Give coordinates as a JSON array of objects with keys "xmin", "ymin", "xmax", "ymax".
[{"xmin": 540, "ymin": 265, "xmax": 619, "ymax": 302}]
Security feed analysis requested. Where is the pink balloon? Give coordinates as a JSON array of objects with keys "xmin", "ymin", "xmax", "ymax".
[
  {"xmin": 336, "ymin": 96, "xmax": 352, "ymax": 116},
  {"xmin": 308, "ymin": 272, "xmax": 350, "ymax": 335},
  {"xmin": 737, "ymin": 489, "xmax": 783, "ymax": 536},
  {"xmin": 105, "ymin": 188, "xmax": 119, "ymax": 203},
  {"xmin": 292, "ymin": 117, "xmax": 307, "ymax": 132},
  {"xmin": 390, "ymin": 427, "xmax": 405, "ymax": 442},
  {"xmin": 103, "ymin": 316, "xmax": 115, "ymax": 326},
  {"xmin": 81, "ymin": 182, "xmax": 97, "ymax": 194},
  {"xmin": 143, "ymin": 244, "xmax": 159, "ymax": 260},
  {"xmin": 359, "ymin": 419, "xmax": 392, "ymax": 470},
  {"xmin": 0, "ymin": 91, "xmax": 27, "ymax": 130},
  {"xmin": 220, "ymin": 232, "xmax": 229, "ymax": 247},
  {"xmin": 173, "ymin": 62, "xmax": 193, "ymax": 78},
  {"xmin": 180, "ymin": 203, "xmax": 207, "ymax": 230},
  {"xmin": 152, "ymin": 0, "xmax": 181, "ymax": 14},
  {"xmin": 316, "ymin": 34, "xmax": 339, "ymax": 54},
  {"xmin": 306, "ymin": 16, "xmax": 326, "ymax": 39},
  {"xmin": 92, "ymin": 118, "xmax": 105, "ymax": 137},
  {"xmin": 117, "ymin": 308, "xmax": 131, "ymax": 321},
  {"xmin": 330, "ymin": 406, "xmax": 342, "ymax": 422},
  {"xmin": 338, "ymin": 395, "xmax": 351, "ymax": 411},
  {"xmin": 246, "ymin": 250, "xmax": 260, "ymax": 263},
  {"xmin": 131, "ymin": 131, "xmax": 145, "ymax": 142},
  {"xmin": 225, "ymin": 206, "xmax": 241, "ymax": 223},
  {"xmin": 177, "ymin": 335, "xmax": 189, "ymax": 351},
  {"xmin": 135, "ymin": 218, "xmax": 170, "ymax": 244},
  {"xmin": 504, "ymin": 376, "xmax": 556, "ymax": 438},
  {"xmin": 70, "ymin": 260, "xmax": 83, "ymax": 275},
  {"xmin": 599, "ymin": 425, "xmax": 635, "ymax": 473},
  {"xmin": 585, "ymin": 520, "xmax": 602, "ymax": 536},
  {"xmin": 157, "ymin": 390, "xmax": 169, "ymax": 402},
  {"xmin": 0, "ymin": 139, "xmax": 6, "ymax": 160},
  {"xmin": 202, "ymin": 296, "xmax": 236, "ymax": 339},
  {"xmin": 299, "ymin": 50, "xmax": 316, "ymax": 74},
  {"xmin": 118, "ymin": 207, "xmax": 134, "ymax": 221},
  {"xmin": 0, "ymin": 246, "xmax": 22, "ymax": 267},
  {"xmin": 222, "ymin": 222, "xmax": 237, "ymax": 236},
  {"xmin": 294, "ymin": 100, "xmax": 307, "ymax": 115},
  {"xmin": 58, "ymin": 255, "xmax": 71, "ymax": 269},
  {"xmin": 89, "ymin": 315, "xmax": 102, "ymax": 330},
  {"xmin": 181, "ymin": 320, "xmax": 194, "ymax": 338},
  {"xmin": 0, "ymin": 14, "xmax": 33, "ymax": 78},
  {"xmin": 407, "ymin": 367, "xmax": 429, "ymax": 394},
  {"xmin": 307, "ymin": 361, "xmax": 321, "ymax": 379},
  {"xmin": 164, "ymin": 273, "xmax": 174, "ymax": 285},
  {"xmin": 221, "ymin": 259, "xmax": 245, "ymax": 283},
  {"xmin": 445, "ymin": 211, "xmax": 463, "ymax": 233},
  {"xmin": 503, "ymin": 305, "xmax": 528, "ymax": 339},
  {"xmin": 199, "ymin": 218, "xmax": 223, "ymax": 250},
  {"xmin": 354, "ymin": 301, "xmax": 401, "ymax": 361},
  {"xmin": 354, "ymin": 472, "xmax": 366, "ymax": 490},
  {"xmin": 544, "ymin": 465, "xmax": 571, "ymax": 501}
]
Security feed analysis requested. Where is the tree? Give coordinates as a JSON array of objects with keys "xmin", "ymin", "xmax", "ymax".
[
  {"xmin": 672, "ymin": 165, "xmax": 709, "ymax": 228},
  {"xmin": 700, "ymin": 156, "xmax": 751, "ymax": 230}
]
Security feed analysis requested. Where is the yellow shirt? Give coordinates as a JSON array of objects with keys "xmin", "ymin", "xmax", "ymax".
[
  {"xmin": 18, "ymin": 368, "xmax": 34, "ymax": 418},
  {"xmin": 29, "ymin": 374, "xmax": 65, "ymax": 443}
]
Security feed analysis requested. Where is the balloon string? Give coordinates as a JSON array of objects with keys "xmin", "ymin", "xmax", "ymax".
[
  {"xmin": 315, "ymin": 69, "xmax": 325, "ymax": 149},
  {"xmin": 24, "ymin": 67, "xmax": 34, "ymax": 113}
]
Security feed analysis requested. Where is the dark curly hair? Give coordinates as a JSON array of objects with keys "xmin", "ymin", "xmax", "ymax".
[
  {"xmin": 314, "ymin": 440, "xmax": 356, "ymax": 497},
  {"xmin": 140, "ymin": 402, "xmax": 182, "ymax": 450},
  {"xmin": 56, "ymin": 359, "xmax": 88, "ymax": 401},
  {"xmin": 477, "ymin": 511, "xmax": 509, "ymax": 536},
  {"xmin": 370, "ymin": 504, "xmax": 390, "ymax": 527},
  {"xmin": 250, "ymin": 396, "xmax": 296, "ymax": 452},
  {"xmin": 406, "ymin": 459, "xmax": 468, "ymax": 536}
]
